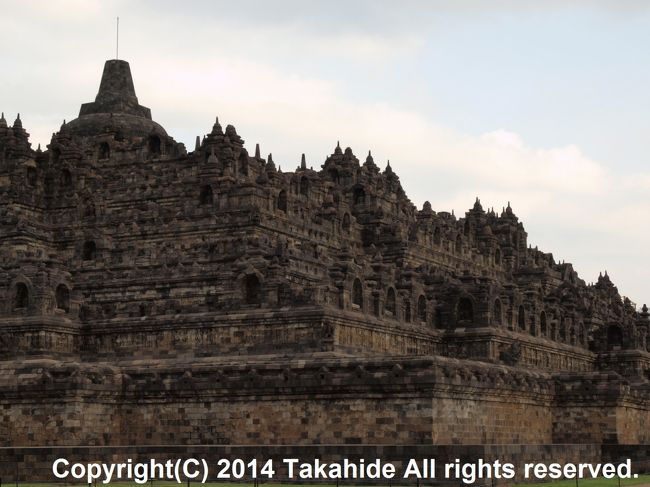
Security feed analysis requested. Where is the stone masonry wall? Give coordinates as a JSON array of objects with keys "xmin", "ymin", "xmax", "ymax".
[
  {"xmin": 431, "ymin": 397, "xmax": 553, "ymax": 444},
  {"xmin": 0, "ymin": 355, "xmax": 556, "ymax": 448},
  {"xmin": 616, "ymin": 403, "xmax": 650, "ymax": 444},
  {"xmin": 118, "ymin": 396, "xmax": 434, "ymax": 446}
]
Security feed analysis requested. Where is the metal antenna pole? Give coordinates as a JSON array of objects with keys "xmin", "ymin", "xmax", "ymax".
[{"xmin": 116, "ymin": 16, "xmax": 119, "ymax": 59}]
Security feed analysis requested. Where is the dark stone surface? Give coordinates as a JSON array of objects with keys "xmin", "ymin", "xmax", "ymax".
[{"xmin": 79, "ymin": 60, "xmax": 152, "ymax": 118}]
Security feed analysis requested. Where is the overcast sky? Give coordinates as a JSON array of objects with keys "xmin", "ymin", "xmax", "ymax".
[{"xmin": 2, "ymin": 0, "xmax": 649, "ymax": 307}]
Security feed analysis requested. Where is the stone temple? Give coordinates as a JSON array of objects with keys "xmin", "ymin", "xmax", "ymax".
[{"xmin": 1, "ymin": 60, "xmax": 650, "ymax": 478}]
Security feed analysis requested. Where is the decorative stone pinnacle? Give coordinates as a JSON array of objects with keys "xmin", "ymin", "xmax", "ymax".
[
  {"xmin": 266, "ymin": 154, "xmax": 276, "ymax": 171},
  {"xmin": 79, "ymin": 60, "xmax": 151, "ymax": 119},
  {"xmin": 212, "ymin": 117, "xmax": 223, "ymax": 134},
  {"xmin": 364, "ymin": 150, "xmax": 377, "ymax": 170}
]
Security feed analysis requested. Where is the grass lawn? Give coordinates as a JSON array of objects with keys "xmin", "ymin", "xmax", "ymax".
[
  {"xmin": 6, "ymin": 476, "xmax": 650, "ymax": 487},
  {"xmin": 514, "ymin": 474, "xmax": 650, "ymax": 487}
]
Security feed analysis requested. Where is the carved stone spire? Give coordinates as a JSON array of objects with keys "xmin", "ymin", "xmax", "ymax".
[
  {"xmin": 472, "ymin": 197, "xmax": 484, "ymax": 213},
  {"xmin": 211, "ymin": 117, "xmax": 223, "ymax": 135},
  {"xmin": 79, "ymin": 60, "xmax": 151, "ymax": 119},
  {"xmin": 363, "ymin": 150, "xmax": 379, "ymax": 172},
  {"xmin": 267, "ymin": 153, "xmax": 275, "ymax": 171}
]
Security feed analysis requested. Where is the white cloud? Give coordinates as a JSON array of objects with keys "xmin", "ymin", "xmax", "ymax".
[
  {"xmin": 627, "ymin": 173, "xmax": 650, "ymax": 190},
  {"xmin": 307, "ymin": 32, "xmax": 424, "ymax": 62}
]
